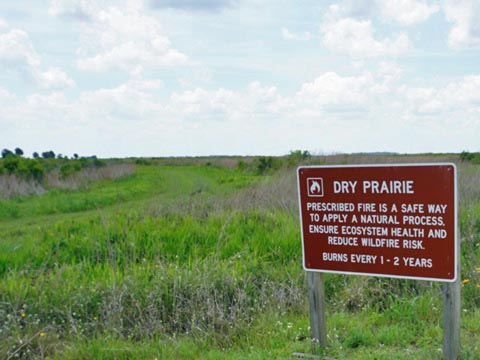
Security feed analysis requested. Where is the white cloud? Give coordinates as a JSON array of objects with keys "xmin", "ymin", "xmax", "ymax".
[
  {"xmin": 25, "ymin": 92, "xmax": 70, "ymax": 116},
  {"xmin": 401, "ymin": 75, "xmax": 480, "ymax": 115},
  {"xmin": 0, "ymin": 18, "xmax": 8, "ymax": 29},
  {"xmin": 0, "ymin": 28, "xmax": 40, "ymax": 68},
  {"xmin": 78, "ymin": 79, "xmax": 163, "ymax": 120},
  {"xmin": 328, "ymin": 0, "xmax": 438, "ymax": 25},
  {"xmin": 403, "ymin": 86, "xmax": 443, "ymax": 113},
  {"xmin": 444, "ymin": 0, "xmax": 480, "ymax": 49},
  {"xmin": 378, "ymin": 61, "xmax": 404, "ymax": 84},
  {"xmin": 66, "ymin": 1, "xmax": 189, "ymax": 74},
  {"xmin": 320, "ymin": 1, "xmax": 440, "ymax": 58},
  {"xmin": 149, "ymin": 0, "xmax": 237, "ymax": 12},
  {"xmin": 77, "ymin": 41, "xmax": 187, "ymax": 73},
  {"xmin": 378, "ymin": 0, "xmax": 439, "ymax": 25},
  {"xmin": 321, "ymin": 17, "xmax": 411, "ymax": 58},
  {"xmin": 167, "ymin": 81, "xmax": 286, "ymax": 123},
  {"xmin": 36, "ymin": 68, "xmax": 75, "ymax": 90},
  {"xmin": 48, "ymin": 0, "xmax": 97, "ymax": 20},
  {"xmin": 281, "ymin": 27, "xmax": 313, "ymax": 41},
  {"xmin": 295, "ymin": 72, "xmax": 373, "ymax": 111},
  {"xmin": 327, "ymin": 1, "xmax": 375, "ymax": 19},
  {"xmin": 2, "ymin": 0, "xmax": 479, "ymax": 157},
  {"xmin": 168, "ymin": 69, "xmax": 403, "ymax": 123},
  {"xmin": 444, "ymin": 75, "xmax": 480, "ymax": 106},
  {"xmin": 178, "ymin": 67, "xmax": 213, "ymax": 87},
  {"xmin": 3, "ymin": 64, "xmax": 480, "ymax": 156},
  {"xmin": 0, "ymin": 86, "xmax": 15, "ymax": 103},
  {"xmin": 0, "ymin": 26, "xmax": 74, "ymax": 90}
]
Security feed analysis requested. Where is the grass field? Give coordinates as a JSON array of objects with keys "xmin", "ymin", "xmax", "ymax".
[{"xmin": 1, "ymin": 155, "xmax": 479, "ymax": 359}]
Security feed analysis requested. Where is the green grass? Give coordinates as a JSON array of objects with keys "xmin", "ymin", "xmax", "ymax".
[
  {"xmin": 1, "ymin": 157, "xmax": 480, "ymax": 359},
  {"xmin": 0, "ymin": 165, "xmax": 254, "ymax": 220}
]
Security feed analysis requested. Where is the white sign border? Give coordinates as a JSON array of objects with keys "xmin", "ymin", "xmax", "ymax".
[{"xmin": 297, "ymin": 162, "xmax": 458, "ymax": 283}]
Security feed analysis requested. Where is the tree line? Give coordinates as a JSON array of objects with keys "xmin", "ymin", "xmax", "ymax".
[
  {"xmin": 1, "ymin": 148, "xmax": 80, "ymax": 160},
  {"xmin": 1, "ymin": 147, "xmax": 103, "ymax": 182}
]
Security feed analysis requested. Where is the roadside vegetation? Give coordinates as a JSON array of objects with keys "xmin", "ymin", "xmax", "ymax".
[
  {"xmin": 0, "ymin": 148, "xmax": 135, "ymax": 199},
  {"xmin": 0, "ymin": 151, "xmax": 479, "ymax": 359}
]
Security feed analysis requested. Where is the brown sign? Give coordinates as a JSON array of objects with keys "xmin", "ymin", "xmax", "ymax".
[{"xmin": 297, "ymin": 164, "xmax": 457, "ymax": 282}]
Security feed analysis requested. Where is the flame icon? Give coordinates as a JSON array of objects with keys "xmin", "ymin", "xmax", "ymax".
[
  {"xmin": 310, "ymin": 180, "xmax": 321, "ymax": 194},
  {"xmin": 307, "ymin": 178, "xmax": 324, "ymax": 197}
]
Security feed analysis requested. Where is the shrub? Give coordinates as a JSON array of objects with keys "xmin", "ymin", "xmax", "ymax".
[
  {"xmin": 3, "ymin": 155, "xmax": 19, "ymax": 174},
  {"xmin": 0, "ymin": 155, "xmax": 46, "ymax": 182},
  {"xmin": 16, "ymin": 158, "xmax": 46, "ymax": 182},
  {"xmin": 28, "ymin": 161, "xmax": 46, "ymax": 182},
  {"xmin": 93, "ymin": 158, "xmax": 106, "ymax": 167},
  {"xmin": 460, "ymin": 151, "xmax": 480, "ymax": 163},
  {"xmin": 287, "ymin": 150, "xmax": 311, "ymax": 166},
  {"xmin": 237, "ymin": 160, "xmax": 247, "ymax": 170},
  {"xmin": 78, "ymin": 156, "xmax": 106, "ymax": 169},
  {"xmin": 60, "ymin": 162, "xmax": 82, "ymax": 179},
  {"xmin": 257, "ymin": 157, "xmax": 271, "ymax": 174},
  {"xmin": 135, "ymin": 158, "xmax": 152, "ymax": 166}
]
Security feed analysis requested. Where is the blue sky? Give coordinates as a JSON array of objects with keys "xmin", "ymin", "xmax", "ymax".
[{"xmin": 1, "ymin": 0, "xmax": 479, "ymax": 158}]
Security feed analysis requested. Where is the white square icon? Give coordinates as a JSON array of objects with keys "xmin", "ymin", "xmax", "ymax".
[{"xmin": 307, "ymin": 178, "xmax": 324, "ymax": 197}]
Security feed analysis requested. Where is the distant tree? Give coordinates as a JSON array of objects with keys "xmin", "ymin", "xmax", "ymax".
[
  {"xmin": 42, "ymin": 151, "xmax": 55, "ymax": 159},
  {"xmin": 73, "ymin": 153, "xmax": 79, "ymax": 159},
  {"xmin": 33, "ymin": 152, "xmax": 40, "ymax": 159},
  {"xmin": 2, "ymin": 149, "xmax": 13, "ymax": 158},
  {"xmin": 14, "ymin": 148, "xmax": 24, "ymax": 156}
]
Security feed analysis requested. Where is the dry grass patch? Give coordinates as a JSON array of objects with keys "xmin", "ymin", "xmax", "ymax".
[{"xmin": 0, "ymin": 163, "xmax": 136, "ymax": 199}]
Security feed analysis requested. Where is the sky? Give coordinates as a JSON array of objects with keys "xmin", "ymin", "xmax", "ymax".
[{"xmin": 0, "ymin": 0, "xmax": 479, "ymax": 158}]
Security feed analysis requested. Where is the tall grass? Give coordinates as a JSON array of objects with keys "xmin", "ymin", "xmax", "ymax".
[
  {"xmin": 0, "ymin": 174, "xmax": 46, "ymax": 199},
  {"xmin": 0, "ymin": 163, "xmax": 136, "ymax": 200},
  {"xmin": 45, "ymin": 163, "xmax": 136, "ymax": 190},
  {"xmin": 0, "ymin": 155, "xmax": 479, "ymax": 358},
  {"xmin": 0, "ymin": 207, "xmax": 304, "ymax": 358}
]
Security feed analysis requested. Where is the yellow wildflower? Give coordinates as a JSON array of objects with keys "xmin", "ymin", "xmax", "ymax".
[
  {"xmin": 476, "ymin": 267, "xmax": 480, "ymax": 272},
  {"xmin": 21, "ymin": 313, "xmax": 26, "ymax": 318},
  {"xmin": 39, "ymin": 332, "xmax": 45, "ymax": 337},
  {"xmin": 93, "ymin": 316, "xmax": 98, "ymax": 321},
  {"xmin": 462, "ymin": 279, "xmax": 469, "ymax": 284}
]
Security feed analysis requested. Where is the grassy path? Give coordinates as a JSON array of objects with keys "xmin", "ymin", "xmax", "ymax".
[{"xmin": 0, "ymin": 165, "xmax": 253, "ymax": 220}]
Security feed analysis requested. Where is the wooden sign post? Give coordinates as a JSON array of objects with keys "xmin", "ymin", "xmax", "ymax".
[
  {"xmin": 307, "ymin": 271, "xmax": 326, "ymax": 352},
  {"xmin": 297, "ymin": 164, "xmax": 459, "ymax": 358}
]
